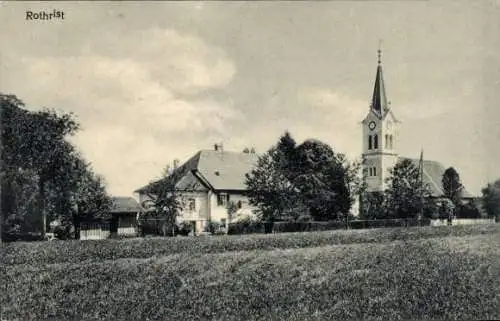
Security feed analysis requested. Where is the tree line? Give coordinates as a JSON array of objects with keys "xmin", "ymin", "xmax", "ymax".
[
  {"xmin": 245, "ymin": 132, "xmax": 498, "ymax": 223},
  {"xmin": 143, "ymin": 131, "xmax": 500, "ymax": 235},
  {"xmin": 1, "ymin": 94, "xmax": 112, "ymax": 241}
]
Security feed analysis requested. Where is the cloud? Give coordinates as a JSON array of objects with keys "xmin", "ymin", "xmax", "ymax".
[
  {"xmin": 1, "ymin": 28, "xmax": 240, "ymax": 195},
  {"xmin": 294, "ymin": 87, "xmax": 368, "ymax": 159}
]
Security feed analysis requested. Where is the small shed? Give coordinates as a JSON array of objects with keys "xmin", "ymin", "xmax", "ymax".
[{"xmin": 110, "ymin": 196, "xmax": 143, "ymax": 237}]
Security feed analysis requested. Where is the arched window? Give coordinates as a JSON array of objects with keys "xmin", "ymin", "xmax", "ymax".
[
  {"xmin": 374, "ymin": 134, "xmax": 379, "ymax": 149},
  {"xmin": 385, "ymin": 134, "xmax": 389, "ymax": 148},
  {"xmin": 373, "ymin": 167, "xmax": 377, "ymax": 176},
  {"xmin": 369, "ymin": 168, "xmax": 373, "ymax": 176},
  {"xmin": 389, "ymin": 135, "xmax": 393, "ymax": 149},
  {"xmin": 368, "ymin": 135, "xmax": 372, "ymax": 150}
]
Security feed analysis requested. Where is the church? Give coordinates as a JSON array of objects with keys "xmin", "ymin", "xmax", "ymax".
[{"xmin": 358, "ymin": 49, "xmax": 474, "ymax": 214}]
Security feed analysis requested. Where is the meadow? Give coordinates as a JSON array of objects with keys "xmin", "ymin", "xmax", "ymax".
[{"xmin": 1, "ymin": 224, "xmax": 499, "ymax": 320}]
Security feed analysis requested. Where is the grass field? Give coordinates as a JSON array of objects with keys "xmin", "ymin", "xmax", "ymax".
[{"xmin": 1, "ymin": 225, "xmax": 499, "ymax": 320}]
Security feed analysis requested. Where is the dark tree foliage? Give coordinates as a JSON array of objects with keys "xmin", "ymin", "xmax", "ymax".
[
  {"xmin": 384, "ymin": 159, "xmax": 434, "ymax": 219},
  {"xmin": 360, "ymin": 191, "xmax": 387, "ymax": 220},
  {"xmin": 442, "ymin": 167, "xmax": 463, "ymax": 208},
  {"xmin": 456, "ymin": 201, "xmax": 481, "ymax": 219},
  {"xmin": 245, "ymin": 145, "xmax": 303, "ymax": 222},
  {"xmin": 245, "ymin": 132, "xmax": 359, "ymax": 223},
  {"xmin": 138, "ymin": 166, "xmax": 186, "ymax": 236},
  {"xmin": 1, "ymin": 94, "xmax": 111, "ymax": 240},
  {"xmin": 481, "ymin": 179, "xmax": 500, "ymax": 220},
  {"xmin": 294, "ymin": 139, "xmax": 351, "ymax": 221}
]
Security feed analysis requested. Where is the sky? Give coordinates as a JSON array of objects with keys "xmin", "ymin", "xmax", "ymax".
[{"xmin": 1, "ymin": 1, "xmax": 499, "ymax": 197}]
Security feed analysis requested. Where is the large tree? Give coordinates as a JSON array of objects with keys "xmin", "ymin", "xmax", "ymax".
[
  {"xmin": 360, "ymin": 191, "xmax": 387, "ymax": 220},
  {"xmin": 384, "ymin": 159, "xmax": 434, "ymax": 219},
  {"xmin": 481, "ymin": 179, "xmax": 500, "ymax": 220},
  {"xmin": 245, "ymin": 132, "xmax": 360, "ymax": 223},
  {"xmin": 1, "ymin": 93, "xmax": 111, "ymax": 240},
  {"xmin": 442, "ymin": 167, "xmax": 464, "ymax": 208},
  {"xmin": 138, "ymin": 165, "xmax": 185, "ymax": 236},
  {"xmin": 245, "ymin": 145, "xmax": 303, "ymax": 222},
  {"xmin": 293, "ymin": 139, "xmax": 352, "ymax": 221}
]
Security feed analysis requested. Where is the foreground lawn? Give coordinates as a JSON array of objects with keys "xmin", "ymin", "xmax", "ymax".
[
  {"xmin": 2, "ymin": 226, "xmax": 499, "ymax": 320},
  {"xmin": 3, "ymin": 224, "xmax": 499, "ymax": 266}
]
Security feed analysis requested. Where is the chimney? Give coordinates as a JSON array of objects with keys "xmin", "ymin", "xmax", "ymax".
[{"xmin": 214, "ymin": 143, "xmax": 223, "ymax": 152}]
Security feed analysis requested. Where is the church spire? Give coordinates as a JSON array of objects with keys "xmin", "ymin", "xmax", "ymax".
[{"xmin": 370, "ymin": 43, "xmax": 389, "ymax": 118}]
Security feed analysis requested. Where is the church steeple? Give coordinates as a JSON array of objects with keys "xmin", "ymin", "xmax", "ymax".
[
  {"xmin": 370, "ymin": 46, "xmax": 389, "ymax": 118},
  {"xmin": 361, "ymin": 44, "xmax": 399, "ymax": 194}
]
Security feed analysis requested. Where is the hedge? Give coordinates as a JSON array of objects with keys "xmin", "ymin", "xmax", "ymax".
[
  {"xmin": 228, "ymin": 218, "xmax": 432, "ymax": 234},
  {"xmin": 2, "ymin": 233, "xmax": 499, "ymax": 321},
  {"xmin": 2, "ymin": 224, "xmax": 498, "ymax": 266}
]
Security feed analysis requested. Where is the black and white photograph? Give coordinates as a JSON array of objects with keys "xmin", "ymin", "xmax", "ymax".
[{"xmin": 1, "ymin": 1, "xmax": 499, "ymax": 320}]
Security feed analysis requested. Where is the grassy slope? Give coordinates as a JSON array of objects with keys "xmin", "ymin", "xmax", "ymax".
[
  {"xmin": 2, "ymin": 227, "xmax": 499, "ymax": 320},
  {"xmin": 3, "ymin": 224, "xmax": 499, "ymax": 265}
]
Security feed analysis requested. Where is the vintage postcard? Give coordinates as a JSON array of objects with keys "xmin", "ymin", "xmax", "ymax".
[{"xmin": 1, "ymin": 1, "xmax": 499, "ymax": 320}]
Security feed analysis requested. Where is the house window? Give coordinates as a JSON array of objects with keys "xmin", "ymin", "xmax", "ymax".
[
  {"xmin": 368, "ymin": 135, "xmax": 372, "ymax": 150},
  {"xmin": 187, "ymin": 198, "xmax": 196, "ymax": 211},
  {"xmin": 217, "ymin": 193, "xmax": 228, "ymax": 206},
  {"xmin": 237, "ymin": 200, "xmax": 242, "ymax": 209},
  {"xmin": 374, "ymin": 134, "xmax": 379, "ymax": 149}
]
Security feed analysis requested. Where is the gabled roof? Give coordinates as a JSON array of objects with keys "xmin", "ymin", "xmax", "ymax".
[
  {"xmin": 110, "ymin": 196, "xmax": 143, "ymax": 213},
  {"xmin": 135, "ymin": 150, "xmax": 259, "ymax": 193},
  {"xmin": 399, "ymin": 157, "xmax": 474, "ymax": 198}
]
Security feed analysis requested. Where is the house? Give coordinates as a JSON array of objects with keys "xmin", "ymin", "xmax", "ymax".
[
  {"xmin": 79, "ymin": 196, "xmax": 143, "ymax": 240},
  {"xmin": 109, "ymin": 196, "xmax": 143, "ymax": 236},
  {"xmin": 134, "ymin": 145, "xmax": 259, "ymax": 234},
  {"xmin": 358, "ymin": 48, "xmax": 475, "ymax": 214}
]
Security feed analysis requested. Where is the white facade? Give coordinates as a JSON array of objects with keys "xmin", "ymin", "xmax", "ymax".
[
  {"xmin": 136, "ymin": 190, "xmax": 256, "ymax": 234},
  {"xmin": 361, "ymin": 110, "xmax": 399, "ymax": 192}
]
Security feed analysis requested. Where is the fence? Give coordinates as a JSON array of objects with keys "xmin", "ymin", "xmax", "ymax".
[
  {"xmin": 430, "ymin": 218, "xmax": 496, "ymax": 227},
  {"xmin": 80, "ymin": 222, "xmax": 111, "ymax": 240}
]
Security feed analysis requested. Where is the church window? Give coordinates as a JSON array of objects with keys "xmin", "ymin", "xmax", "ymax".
[
  {"xmin": 374, "ymin": 134, "xmax": 379, "ymax": 149},
  {"xmin": 385, "ymin": 134, "xmax": 389, "ymax": 148},
  {"xmin": 389, "ymin": 135, "xmax": 393, "ymax": 149},
  {"xmin": 368, "ymin": 135, "xmax": 372, "ymax": 150},
  {"xmin": 369, "ymin": 168, "xmax": 373, "ymax": 176},
  {"xmin": 373, "ymin": 167, "xmax": 377, "ymax": 176}
]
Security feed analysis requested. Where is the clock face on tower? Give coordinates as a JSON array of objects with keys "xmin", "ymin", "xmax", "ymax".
[{"xmin": 368, "ymin": 121, "xmax": 376, "ymax": 131}]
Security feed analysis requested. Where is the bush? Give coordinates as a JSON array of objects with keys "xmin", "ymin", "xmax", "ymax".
[
  {"xmin": 1, "ymin": 232, "xmax": 44, "ymax": 243},
  {"xmin": 228, "ymin": 218, "xmax": 264, "ymax": 235}
]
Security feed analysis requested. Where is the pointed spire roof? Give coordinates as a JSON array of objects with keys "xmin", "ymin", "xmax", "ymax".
[{"xmin": 370, "ymin": 46, "xmax": 389, "ymax": 118}]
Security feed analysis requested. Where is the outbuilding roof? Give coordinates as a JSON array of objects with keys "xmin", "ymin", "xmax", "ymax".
[{"xmin": 110, "ymin": 196, "xmax": 143, "ymax": 213}]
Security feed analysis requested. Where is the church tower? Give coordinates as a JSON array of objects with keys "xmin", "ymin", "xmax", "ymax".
[{"xmin": 361, "ymin": 48, "xmax": 399, "ymax": 192}]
